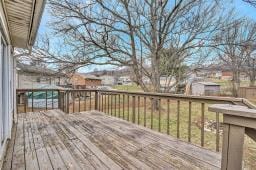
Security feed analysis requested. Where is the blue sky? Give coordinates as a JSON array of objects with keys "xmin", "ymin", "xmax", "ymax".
[{"xmin": 37, "ymin": 0, "xmax": 256, "ymax": 73}]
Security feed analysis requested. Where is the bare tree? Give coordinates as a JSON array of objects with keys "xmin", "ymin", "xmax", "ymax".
[
  {"xmin": 47, "ymin": 0, "xmax": 227, "ymax": 93},
  {"xmin": 244, "ymin": 45, "xmax": 256, "ymax": 86},
  {"xmin": 214, "ymin": 19, "xmax": 256, "ymax": 96},
  {"xmin": 243, "ymin": 0, "xmax": 256, "ymax": 7}
]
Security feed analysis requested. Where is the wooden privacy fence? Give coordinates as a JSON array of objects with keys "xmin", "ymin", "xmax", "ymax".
[{"xmin": 238, "ymin": 86, "xmax": 256, "ymax": 100}]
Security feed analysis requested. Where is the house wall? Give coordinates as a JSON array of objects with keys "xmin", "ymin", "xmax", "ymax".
[
  {"xmin": 101, "ymin": 75, "xmax": 115, "ymax": 86},
  {"xmin": 84, "ymin": 79, "xmax": 102, "ymax": 88},
  {"xmin": 71, "ymin": 74, "xmax": 102, "ymax": 89},
  {"xmin": 71, "ymin": 74, "xmax": 85, "ymax": 86},
  {"xmin": 17, "ymin": 73, "xmax": 66, "ymax": 89},
  {"xmin": 0, "ymin": 5, "xmax": 15, "ymax": 165}
]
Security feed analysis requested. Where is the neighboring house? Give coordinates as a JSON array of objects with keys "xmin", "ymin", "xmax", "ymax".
[
  {"xmin": 101, "ymin": 75, "xmax": 116, "ymax": 86},
  {"xmin": 118, "ymin": 76, "xmax": 132, "ymax": 85},
  {"xmin": 221, "ymin": 71, "xmax": 249, "ymax": 81},
  {"xmin": 221, "ymin": 71, "xmax": 233, "ymax": 80},
  {"xmin": 191, "ymin": 65, "xmax": 250, "ymax": 81},
  {"xmin": 0, "ymin": 0, "xmax": 45, "ymax": 165},
  {"xmin": 71, "ymin": 74, "xmax": 102, "ymax": 89},
  {"xmin": 17, "ymin": 63, "xmax": 68, "ymax": 89},
  {"xmin": 191, "ymin": 82, "xmax": 220, "ymax": 96}
]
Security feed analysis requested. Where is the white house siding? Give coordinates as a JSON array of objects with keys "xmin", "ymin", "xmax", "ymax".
[
  {"xmin": 17, "ymin": 74, "xmax": 61, "ymax": 89},
  {"xmin": 101, "ymin": 75, "xmax": 115, "ymax": 86}
]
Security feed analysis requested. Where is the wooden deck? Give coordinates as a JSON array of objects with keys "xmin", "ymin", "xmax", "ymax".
[{"xmin": 2, "ymin": 110, "xmax": 221, "ymax": 170}]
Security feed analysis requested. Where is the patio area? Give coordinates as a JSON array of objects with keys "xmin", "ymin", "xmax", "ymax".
[{"xmin": 2, "ymin": 110, "xmax": 221, "ymax": 170}]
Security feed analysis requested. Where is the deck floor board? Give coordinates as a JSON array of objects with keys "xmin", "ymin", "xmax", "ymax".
[{"xmin": 2, "ymin": 110, "xmax": 221, "ymax": 170}]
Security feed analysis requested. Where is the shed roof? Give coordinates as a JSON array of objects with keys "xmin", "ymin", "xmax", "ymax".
[
  {"xmin": 195, "ymin": 82, "xmax": 220, "ymax": 86},
  {"xmin": 2, "ymin": 0, "xmax": 46, "ymax": 49}
]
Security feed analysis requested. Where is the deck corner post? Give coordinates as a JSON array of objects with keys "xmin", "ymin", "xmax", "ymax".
[
  {"xmin": 221, "ymin": 121, "xmax": 245, "ymax": 170},
  {"xmin": 208, "ymin": 104, "xmax": 256, "ymax": 170}
]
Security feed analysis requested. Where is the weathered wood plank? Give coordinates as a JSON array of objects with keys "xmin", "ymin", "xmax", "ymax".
[
  {"xmin": 29, "ymin": 112, "xmax": 54, "ymax": 170},
  {"xmin": 82, "ymin": 111, "xmax": 221, "ymax": 169},
  {"xmin": 31, "ymin": 112, "xmax": 67, "ymax": 170},
  {"xmin": 51, "ymin": 118, "xmax": 122, "ymax": 170},
  {"xmin": 23, "ymin": 112, "xmax": 40, "ymax": 170},
  {"xmin": 60, "ymin": 110, "xmax": 220, "ymax": 169},
  {"xmin": 11, "ymin": 113, "xmax": 26, "ymax": 170},
  {"xmin": 56, "ymin": 113, "xmax": 153, "ymax": 169},
  {"xmin": 2, "ymin": 123, "xmax": 17, "ymax": 170},
  {"xmin": 3, "ymin": 109, "xmax": 221, "ymax": 170},
  {"xmin": 36, "ymin": 112, "xmax": 82, "ymax": 170}
]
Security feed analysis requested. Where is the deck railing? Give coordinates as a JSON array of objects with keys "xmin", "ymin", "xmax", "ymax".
[
  {"xmin": 16, "ymin": 89, "xmax": 256, "ymax": 169},
  {"xmin": 16, "ymin": 89, "xmax": 255, "ymax": 148}
]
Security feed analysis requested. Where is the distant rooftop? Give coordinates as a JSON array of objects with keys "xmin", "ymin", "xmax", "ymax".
[
  {"xmin": 79, "ymin": 73, "xmax": 102, "ymax": 80},
  {"xmin": 17, "ymin": 63, "xmax": 65, "ymax": 76}
]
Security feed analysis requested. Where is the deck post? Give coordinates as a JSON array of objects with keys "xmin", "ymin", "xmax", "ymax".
[
  {"xmin": 95, "ymin": 90, "xmax": 99, "ymax": 110},
  {"xmin": 209, "ymin": 104, "xmax": 256, "ymax": 170},
  {"xmin": 67, "ymin": 91, "xmax": 70, "ymax": 113},
  {"xmin": 132, "ymin": 96, "xmax": 136, "ymax": 123}
]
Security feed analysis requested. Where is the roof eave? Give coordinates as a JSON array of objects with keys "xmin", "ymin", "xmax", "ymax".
[{"xmin": 27, "ymin": 0, "xmax": 46, "ymax": 49}]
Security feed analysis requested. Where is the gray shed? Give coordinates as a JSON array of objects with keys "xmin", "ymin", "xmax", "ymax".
[{"xmin": 191, "ymin": 82, "xmax": 220, "ymax": 96}]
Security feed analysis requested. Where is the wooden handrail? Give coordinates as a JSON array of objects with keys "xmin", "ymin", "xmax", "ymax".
[
  {"xmin": 16, "ymin": 89, "xmax": 256, "ymax": 108},
  {"xmin": 209, "ymin": 104, "xmax": 256, "ymax": 170}
]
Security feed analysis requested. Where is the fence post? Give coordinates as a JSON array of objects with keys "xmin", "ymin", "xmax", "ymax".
[{"xmin": 95, "ymin": 90, "xmax": 99, "ymax": 110}]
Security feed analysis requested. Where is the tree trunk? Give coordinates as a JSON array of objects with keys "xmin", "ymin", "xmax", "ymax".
[
  {"xmin": 232, "ymin": 70, "xmax": 240, "ymax": 97},
  {"xmin": 249, "ymin": 77, "xmax": 255, "ymax": 87}
]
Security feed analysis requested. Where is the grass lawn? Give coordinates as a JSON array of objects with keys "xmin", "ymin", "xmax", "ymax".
[{"xmin": 113, "ymin": 84, "xmax": 143, "ymax": 92}]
